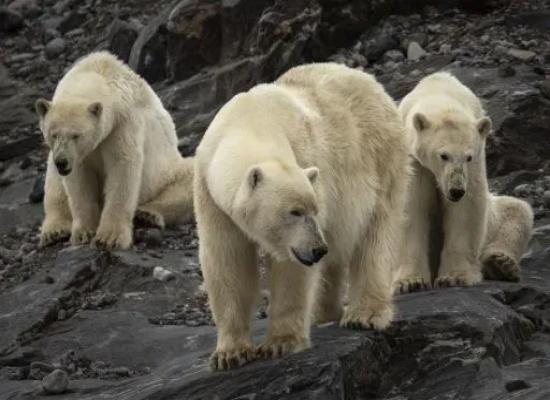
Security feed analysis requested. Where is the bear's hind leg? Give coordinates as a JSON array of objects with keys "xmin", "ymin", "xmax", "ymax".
[
  {"xmin": 313, "ymin": 261, "xmax": 345, "ymax": 324},
  {"xmin": 257, "ymin": 258, "xmax": 320, "ymax": 359},
  {"xmin": 40, "ymin": 155, "xmax": 72, "ymax": 247},
  {"xmin": 195, "ymin": 176, "xmax": 259, "ymax": 371},
  {"xmin": 481, "ymin": 196, "xmax": 533, "ymax": 282},
  {"xmin": 341, "ymin": 206, "xmax": 399, "ymax": 331},
  {"xmin": 135, "ymin": 158, "xmax": 194, "ymax": 229}
]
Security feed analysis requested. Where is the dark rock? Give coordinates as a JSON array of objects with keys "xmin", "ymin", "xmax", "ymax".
[
  {"xmin": 103, "ymin": 18, "xmax": 139, "ymax": 63},
  {"xmin": 0, "ymin": 137, "xmax": 41, "ymax": 162},
  {"xmin": 539, "ymin": 81, "xmax": 550, "ymax": 100},
  {"xmin": 508, "ymin": 48, "xmax": 537, "ymax": 62},
  {"xmin": 165, "ymin": 0, "xmax": 222, "ymax": 81},
  {"xmin": 362, "ymin": 28, "xmax": 399, "ymax": 62},
  {"xmin": 498, "ymin": 64, "xmax": 515, "ymax": 77},
  {"xmin": 28, "ymin": 174, "xmax": 45, "ymax": 203},
  {"xmin": 45, "ymin": 37, "xmax": 66, "ymax": 59},
  {"xmin": 41, "ymin": 369, "xmax": 69, "ymax": 394},
  {"xmin": 506, "ymin": 11, "xmax": 550, "ymax": 32},
  {"xmin": 29, "ymin": 361, "xmax": 55, "ymax": 380},
  {"xmin": 505, "ymin": 379, "xmax": 530, "ymax": 392},
  {"xmin": 0, "ymin": 7, "xmax": 23, "ymax": 33},
  {"xmin": 58, "ymin": 11, "xmax": 87, "ymax": 34},
  {"xmin": 129, "ymin": 8, "xmax": 170, "ymax": 83}
]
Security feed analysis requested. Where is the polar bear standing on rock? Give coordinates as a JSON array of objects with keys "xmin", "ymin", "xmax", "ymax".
[
  {"xmin": 36, "ymin": 51, "xmax": 193, "ymax": 250},
  {"xmin": 194, "ymin": 63, "xmax": 410, "ymax": 370},
  {"xmin": 395, "ymin": 72, "xmax": 533, "ymax": 292}
]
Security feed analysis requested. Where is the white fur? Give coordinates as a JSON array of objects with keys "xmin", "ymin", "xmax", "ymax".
[
  {"xmin": 396, "ymin": 72, "xmax": 533, "ymax": 292},
  {"xmin": 194, "ymin": 63, "xmax": 409, "ymax": 370},
  {"xmin": 37, "ymin": 51, "xmax": 193, "ymax": 249}
]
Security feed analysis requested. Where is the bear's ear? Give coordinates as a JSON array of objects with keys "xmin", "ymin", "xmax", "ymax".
[
  {"xmin": 304, "ymin": 166, "xmax": 319, "ymax": 184},
  {"xmin": 35, "ymin": 98, "xmax": 51, "ymax": 118},
  {"xmin": 88, "ymin": 102, "xmax": 103, "ymax": 118},
  {"xmin": 248, "ymin": 166, "xmax": 263, "ymax": 190},
  {"xmin": 476, "ymin": 116, "xmax": 492, "ymax": 138},
  {"xmin": 413, "ymin": 113, "xmax": 430, "ymax": 132}
]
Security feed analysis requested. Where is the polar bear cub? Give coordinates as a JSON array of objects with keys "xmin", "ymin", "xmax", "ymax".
[
  {"xmin": 194, "ymin": 63, "xmax": 409, "ymax": 370},
  {"xmin": 36, "ymin": 51, "xmax": 193, "ymax": 250},
  {"xmin": 396, "ymin": 72, "xmax": 533, "ymax": 292}
]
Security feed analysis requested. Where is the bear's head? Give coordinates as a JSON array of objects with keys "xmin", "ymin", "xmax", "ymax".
[
  {"xmin": 35, "ymin": 99, "xmax": 107, "ymax": 176},
  {"xmin": 411, "ymin": 112, "xmax": 491, "ymax": 202},
  {"xmin": 233, "ymin": 161, "xmax": 328, "ymax": 267}
]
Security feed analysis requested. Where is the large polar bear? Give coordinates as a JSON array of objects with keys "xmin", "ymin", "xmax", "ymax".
[
  {"xmin": 35, "ymin": 51, "xmax": 193, "ymax": 250},
  {"xmin": 194, "ymin": 63, "xmax": 410, "ymax": 370},
  {"xmin": 395, "ymin": 72, "xmax": 533, "ymax": 292}
]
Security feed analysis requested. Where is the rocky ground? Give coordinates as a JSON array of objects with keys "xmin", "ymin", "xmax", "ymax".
[{"xmin": 1, "ymin": 0, "xmax": 550, "ymax": 398}]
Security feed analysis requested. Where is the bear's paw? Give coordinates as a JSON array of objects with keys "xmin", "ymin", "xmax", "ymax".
[
  {"xmin": 70, "ymin": 228, "xmax": 96, "ymax": 246},
  {"xmin": 340, "ymin": 303, "xmax": 394, "ymax": 331},
  {"xmin": 40, "ymin": 226, "xmax": 71, "ymax": 247},
  {"xmin": 256, "ymin": 335, "xmax": 310, "ymax": 360},
  {"xmin": 93, "ymin": 223, "xmax": 132, "ymax": 250},
  {"xmin": 394, "ymin": 276, "xmax": 431, "ymax": 295},
  {"xmin": 482, "ymin": 252, "xmax": 520, "ymax": 282},
  {"xmin": 209, "ymin": 345, "xmax": 255, "ymax": 371},
  {"xmin": 434, "ymin": 269, "xmax": 482, "ymax": 288},
  {"xmin": 134, "ymin": 208, "xmax": 165, "ymax": 230}
]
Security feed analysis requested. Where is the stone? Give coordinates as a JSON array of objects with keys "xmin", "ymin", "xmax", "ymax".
[
  {"xmin": 41, "ymin": 369, "xmax": 69, "ymax": 394},
  {"xmin": 505, "ymin": 379, "xmax": 530, "ymax": 392},
  {"xmin": 543, "ymin": 191, "xmax": 550, "ymax": 208},
  {"xmin": 0, "ymin": 7, "xmax": 23, "ymax": 33},
  {"xmin": 407, "ymin": 41, "xmax": 427, "ymax": 61},
  {"xmin": 28, "ymin": 174, "xmax": 45, "ymax": 203},
  {"xmin": 539, "ymin": 81, "xmax": 550, "ymax": 100},
  {"xmin": 440, "ymin": 43, "xmax": 452, "ymax": 54},
  {"xmin": 383, "ymin": 49, "xmax": 404, "ymax": 63},
  {"xmin": 513, "ymin": 184, "xmax": 531, "ymax": 197},
  {"xmin": 153, "ymin": 266, "xmax": 175, "ymax": 282},
  {"xmin": 508, "ymin": 48, "xmax": 537, "ymax": 62},
  {"xmin": 44, "ymin": 37, "xmax": 66, "ymax": 59}
]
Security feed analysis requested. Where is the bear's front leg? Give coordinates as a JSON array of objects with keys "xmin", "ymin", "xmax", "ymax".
[
  {"xmin": 395, "ymin": 164, "xmax": 437, "ymax": 294},
  {"xmin": 257, "ymin": 259, "xmax": 320, "ymax": 360},
  {"xmin": 195, "ymin": 177, "xmax": 259, "ymax": 371},
  {"xmin": 93, "ymin": 148, "xmax": 143, "ymax": 250},
  {"xmin": 341, "ymin": 207, "xmax": 398, "ymax": 331},
  {"xmin": 64, "ymin": 166, "xmax": 101, "ymax": 246},
  {"xmin": 436, "ymin": 193, "xmax": 486, "ymax": 287},
  {"xmin": 40, "ymin": 155, "xmax": 72, "ymax": 246}
]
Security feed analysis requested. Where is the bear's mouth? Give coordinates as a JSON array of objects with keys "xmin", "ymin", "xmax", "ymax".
[{"xmin": 291, "ymin": 248, "xmax": 314, "ymax": 267}]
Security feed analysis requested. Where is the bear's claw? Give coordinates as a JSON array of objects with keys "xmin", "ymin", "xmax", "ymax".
[
  {"xmin": 93, "ymin": 224, "xmax": 132, "ymax": 250},
  {"xmin": 394, "ymin": 276, "xmax": 431, "ymax": 294},
  {"xmin": 134, "ymin": 209, "xmax": 165, "ymax": 229},
  {"xmin": 482, "ymin": 252, "xmax": 520, "ymax": 282},
  {"xmin": 70, "ymin": 229, "xmax": 95, "ymax": 246},
  {"xmin": 256, "ymin": 336, "xmax": 309, "ymax": 360},
  {"xmin": 209, "ymin": 346, "xmax": 255, "ymax": 371},
  {"xmin": 434, "ymin": 269, "xmax": 482, "ymax": 288},
  {"xmin": 40, "ymin": 229, "xmax": 71, "ymax": 247},
  {"xmin": 340, "ymin": 304, "xmax": 393, "ymax": 331}
]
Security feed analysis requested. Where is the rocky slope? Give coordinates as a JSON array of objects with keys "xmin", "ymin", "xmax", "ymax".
[{"xmin": 1, "ymin": 0, "xmax": 550, "ymax": 398}]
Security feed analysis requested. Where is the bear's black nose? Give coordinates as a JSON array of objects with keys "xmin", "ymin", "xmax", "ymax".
[
  {"xmin": 311, "ymin": 245, "xmax": 328, "ymax": 263},
  {"xmin": 449, "ymin": 188, "xmax": 465, "ymax": 201},
  {"xmin": 55, "ymin": 159, "xmax": 70, "ymax": 176}
]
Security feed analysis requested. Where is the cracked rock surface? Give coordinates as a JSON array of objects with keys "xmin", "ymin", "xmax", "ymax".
[{"xmin": 1, "ymin": 0, "xmax": 550, "ymax": 398}]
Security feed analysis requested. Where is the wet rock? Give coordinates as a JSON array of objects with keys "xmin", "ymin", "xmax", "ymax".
[
  {"xmin": 41, "ymin": 369, "xmax": 69, "ymax": 394},
  {"xmin": 407, "ymin": 41, "xmax": 427, "ymax": 61},
  {"xmin": 505, "ymin": 379, "xmax": 530, "ymax": 392},
  {"xmin": 0, "ymin": 7, "xmax": 23, "ymax": 33},
  {"xmin": 543, "ymin": 191, "xmax": 550, "ymax": 208},
  {"xmin": 29, "ymin": 361, "xmax": 55, "ymax": 380},
  {"xmin": 508, "ymin": 48, "xmax": 537, "ymax": 62},
  {"xmin": 45, "ymin": 37, "xmax": 66, "ymax": 59}
]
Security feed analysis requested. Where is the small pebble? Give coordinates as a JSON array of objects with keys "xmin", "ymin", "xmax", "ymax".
[{"xmin": 41, "ymin": 369, "xmax": 69, "ymax": 394}]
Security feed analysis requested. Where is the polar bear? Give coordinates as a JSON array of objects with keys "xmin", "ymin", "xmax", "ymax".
[
  {"xmin": 395, "ymin": 72, "xmax": 533, "ymax": 292},
  {"xmin": 36, "ymin": 51, "xmax": 193, "ymax": 250},
  {"xmin": 194, "ymin": 63, "xmax": 409, "ymax": 370}
]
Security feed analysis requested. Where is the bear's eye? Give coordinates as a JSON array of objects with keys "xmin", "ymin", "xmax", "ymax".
[
  {"xmin": 71, "ymin": 134, "xmax": 80, "ymax": 140},
  {"xmin": 51, "ymin": 133, "xmax": 58, "ymax": 140},
  {"xmin": 290, "ymin": 209, "xmax": 304, "ymax": 217},
  {"xmin": 466, "ymin": 155, "xmax": 473, "ymax": 162},
  {"xmin": 440, "ymin": 153, "xmax": 449, "ymax": 161}
]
